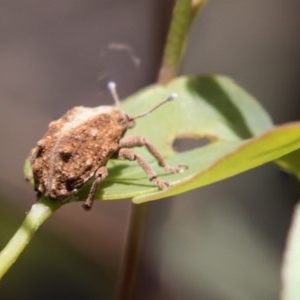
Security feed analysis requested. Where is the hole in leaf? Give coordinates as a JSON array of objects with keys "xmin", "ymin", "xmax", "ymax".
[{"xmin": 172, "ymin": 136, "xmax": 213, "ymax": 152}]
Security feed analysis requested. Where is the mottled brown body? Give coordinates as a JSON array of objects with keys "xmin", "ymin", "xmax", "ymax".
[
  {"xmin": 30, "ymin": 106, "xmax": 129, "ymax": 198},
  {"xmin": 29, "ymin": 99, "xmax": 186, "ymax": 210}
]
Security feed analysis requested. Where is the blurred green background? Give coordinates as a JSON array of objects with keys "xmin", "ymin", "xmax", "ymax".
[{"xmin": 1, "ymin": 1, "xmax": 300, "ymax": 299}]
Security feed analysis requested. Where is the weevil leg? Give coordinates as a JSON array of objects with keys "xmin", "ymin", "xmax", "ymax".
[
  {"xmin": 119, "ymin": 136, "xmax": 187, "ymax": 173},
  {"xmin": 82, "ymin": 166, "xmax": 108, "ymax": 210},
  {"xmin": 117, "ymin": 148, "xmax": 170, "ymax": 190}
]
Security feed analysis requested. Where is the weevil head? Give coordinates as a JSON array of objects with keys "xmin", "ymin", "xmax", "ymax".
[
  {"xmin": 113, "ymin": 107, "xmax": 136, "ymax": 130},
  {"xmin": 126, "ymin": 116, "xmax": 136, "ymax": 129},
  {"xmin": 118, "ymin": 110, "xmax": 135, "ymax": 129}
]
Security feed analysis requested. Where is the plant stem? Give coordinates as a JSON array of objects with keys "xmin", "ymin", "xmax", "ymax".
[
  {"xmin": 116, "ymin": 0, "xmax": 207, "ymax": 299},
  {"xmin": 115, "ymin": 204, "xmax": 148, "ymax": 300},
  {"xmin": 0, "ymin": 198, "xmax": 61, "ymax": 280},
  {"xmin": 158, "ymin": 0, "xmax": 207, "ymax": 84}
]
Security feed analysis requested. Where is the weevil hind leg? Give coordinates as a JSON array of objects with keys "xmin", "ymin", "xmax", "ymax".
[
  {"xmin": 117, "ymin": 148, "xmax": 170, "ymax": 190},
  {"xmin": 82, "ymin": 166, "xmax": 108, "ymax": 210},
  {"xmin": 119, "ymin": 136, "xmax": 187, "ymax": 173}
]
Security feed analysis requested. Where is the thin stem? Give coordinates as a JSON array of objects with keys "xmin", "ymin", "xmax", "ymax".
[
  {"xmin": 116, "ymin": 0, "xmax": 206, "ymax": 299},
  {"xmin": 0, "ymin": 198, "xmax": 61, "ymax": 280},
  {"xmin": 157, "ymin": 0, "xmax": 207, "ymax": 84},
  {"xmin": 115, "ymin": 204, "xmax": 148, "ymax": 300}
]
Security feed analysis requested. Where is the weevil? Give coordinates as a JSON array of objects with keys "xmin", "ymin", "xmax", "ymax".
[{"xmin": 29, "ymin": 82, "xmax": 187, "ymax": 210}]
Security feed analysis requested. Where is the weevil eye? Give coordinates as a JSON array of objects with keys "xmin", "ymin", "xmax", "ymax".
[
  {"xmin": 117, "ymin": 114, "xmax": 135, "ymax": 128},
  {"xmin": 117, "ymin": 116, "xmax": 127, "ymax": 126},
  {"xmin": 128, "ymin": 118, "xmax": 135, "ymax": 129}
]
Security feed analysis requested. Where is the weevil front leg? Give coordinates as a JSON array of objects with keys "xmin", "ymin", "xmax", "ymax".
[
  {"xmin": 82, "ymin": 166, "xmax": 108, "ymax": 210},
  {"xmin": 119, "ymin": 136, "xmax": 187, "ymax": 173},
  {"xmin": 117, "ymin": 148, "xmax": 170, "ymax": 190}
]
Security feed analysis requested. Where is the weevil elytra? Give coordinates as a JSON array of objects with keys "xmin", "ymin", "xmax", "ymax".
[{"xmin": 29, "ymin": 82, "xmax": 187, "ymax": 210}]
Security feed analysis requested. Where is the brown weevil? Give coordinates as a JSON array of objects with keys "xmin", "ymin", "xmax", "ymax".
[{"xmin": 29, "ymin": 82, "xmax": 187, "ymax": 210}]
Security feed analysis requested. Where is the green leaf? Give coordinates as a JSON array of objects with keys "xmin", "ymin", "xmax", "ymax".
[
  {"xmin": 79, "ymin": 75, "xmax": 275, "ymax": 202},
  {"xmin": 276, "ymin": 150, "xmax": 300, "ymax": 182},
  {"xmin": 25, "ymin": 75, "xmax": 300, "ymax": 204}
]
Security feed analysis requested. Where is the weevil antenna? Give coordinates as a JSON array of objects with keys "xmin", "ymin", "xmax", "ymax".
[
  {"xmin": 133, "ymin": 93, "xmax": 178, "ymax": 120},
  {"xmin": 107, "ymin": 81, "xmax": 121, "ymax": 106}
]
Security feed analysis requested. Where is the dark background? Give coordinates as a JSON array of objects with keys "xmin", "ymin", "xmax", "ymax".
[{"xmin": 1, "ymin": 1, "xmax": 300, "ymax": 299}]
